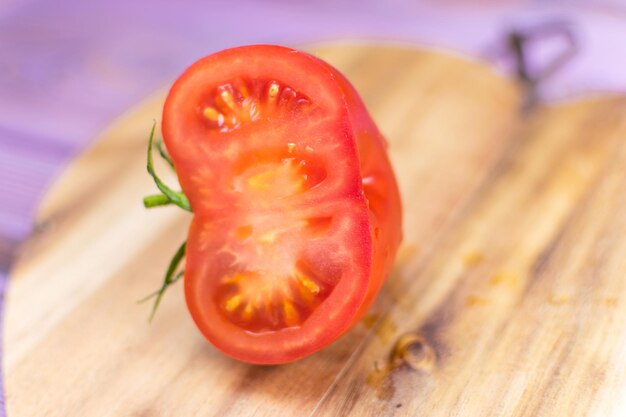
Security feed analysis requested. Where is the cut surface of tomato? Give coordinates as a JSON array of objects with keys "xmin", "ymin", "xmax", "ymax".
[{"xmin": 162, "ymin": 45, "xmax": 402, "ymax": 364}]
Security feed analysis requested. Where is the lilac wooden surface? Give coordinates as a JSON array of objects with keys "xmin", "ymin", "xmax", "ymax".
[{"xmin": 0, "ymin": 1, "xmax": 625, "ymax": 415}]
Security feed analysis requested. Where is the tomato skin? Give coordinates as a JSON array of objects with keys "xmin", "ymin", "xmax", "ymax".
[
  {"xmin": 162, "ymin": 45, "xmax": 401, "ymax": 364},
  {"xmin": 319, "ymin": 59, "xmax": 403, "ymax": 321}
]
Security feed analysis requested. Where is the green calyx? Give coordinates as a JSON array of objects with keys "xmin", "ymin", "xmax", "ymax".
[
  {"xmin": 140, "ymin": 121, "xmax": 192, "ymax": 320},
  {"xmin": 145, "ymin": 121, "xmax": 191, "ymax": 211},
  {"xmin": 138, "ymin": 241, "xmax": 187, "ymax": 322}
]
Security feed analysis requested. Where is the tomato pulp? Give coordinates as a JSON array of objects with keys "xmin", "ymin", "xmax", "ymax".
[{"xmin": 162, "ymin": 45, "xmax": 402, "ymax": 364}]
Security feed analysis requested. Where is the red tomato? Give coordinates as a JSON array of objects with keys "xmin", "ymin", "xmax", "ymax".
[{"xmin": 162, "ymin": 45, "xmax": 402, "ymax": 364}]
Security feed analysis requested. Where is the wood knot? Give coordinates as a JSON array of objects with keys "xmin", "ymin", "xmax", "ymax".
[{"xmin": 391, "ymin": 333, "xmax": 436, "ymax": 372}]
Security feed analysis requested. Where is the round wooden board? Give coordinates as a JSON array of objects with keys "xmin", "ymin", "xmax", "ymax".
[{"xmin": 7, "ymin": 43, "xmax": 626, "ymax": 417}]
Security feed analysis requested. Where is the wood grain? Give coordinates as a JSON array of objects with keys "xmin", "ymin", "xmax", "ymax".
[{"xmin": 6, "ymin": 44, "xmax": 625, "ymax": 416}]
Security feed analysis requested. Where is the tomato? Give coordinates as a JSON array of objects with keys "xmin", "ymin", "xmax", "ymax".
[{"xmin": 162, "ymin": 45, "xmax": 402, "ymax": 364}]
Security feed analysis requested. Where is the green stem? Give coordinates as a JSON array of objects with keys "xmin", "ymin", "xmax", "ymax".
[{"xmin": 143, "ymin": 194, "xmax": 172, "ymax": 208}]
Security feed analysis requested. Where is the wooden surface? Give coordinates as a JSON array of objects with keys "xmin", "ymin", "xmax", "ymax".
[{"xmin": 5, "ymin": 44, "xmax": 626, "ymax": 416}]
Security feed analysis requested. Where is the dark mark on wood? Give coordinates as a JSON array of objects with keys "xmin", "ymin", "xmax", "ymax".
[{"xmin": 391, "ymin": 333, "xmax": 436, "ymax": 373}]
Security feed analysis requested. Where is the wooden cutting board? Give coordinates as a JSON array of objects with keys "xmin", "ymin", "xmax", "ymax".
[{"xmin": 6, "ymin": 44, "xmax": 626, "ymax": 417}]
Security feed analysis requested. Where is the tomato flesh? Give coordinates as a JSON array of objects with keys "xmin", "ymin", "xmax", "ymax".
[{"xmin": 162, "ymin": 45, "xmax": 401, "ymax": 364}]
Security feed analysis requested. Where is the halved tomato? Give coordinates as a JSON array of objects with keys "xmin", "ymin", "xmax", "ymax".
[{"xmin": 162, "ymin": 45, "xmax": 402, "ymax": 364}]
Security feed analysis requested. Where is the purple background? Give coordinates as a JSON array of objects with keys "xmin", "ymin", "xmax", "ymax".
[{"xmin": 1, "ymin": 1, "xmax": 625, "ymax": 415}]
